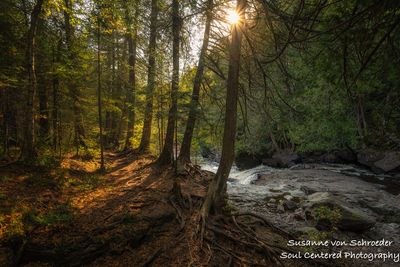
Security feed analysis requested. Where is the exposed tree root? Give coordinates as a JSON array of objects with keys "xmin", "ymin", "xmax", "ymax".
[
  {"xmin": 141, "ymin": 247, "xmax": 164, "ymax": 267},
  {"xmin": 232, "ymin": 211, "xmax": 295, "ymax": 239},
  {"xmin": 3, "ymin": 154, "xmax": 317, "ymax": 266}
]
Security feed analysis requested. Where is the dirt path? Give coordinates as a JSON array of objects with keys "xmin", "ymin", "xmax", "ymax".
[{"xmin": 1, "ymin": 152, "xmax": 309, "ymax": 266}]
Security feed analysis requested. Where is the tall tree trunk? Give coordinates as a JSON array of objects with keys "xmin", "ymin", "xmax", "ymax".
[
  {"xmin": 22, "ymin": 0, "xmax": 44, "ymax": 160},
  {"xmin": 178, "ymin": 0, "xmax": 213, "ymax": 168},
  {"xmin": 1, "ymin": 89, "xmax": 7, "ymax": 156},
  {"xmin": 138, "ymin": 0, "xmax": 159, "ymax": 153},
  {"xmin": 157, "ymin": 0, "xmax": 180, "ymax": 165},
  {"xmin": 64, "ymin": 0, "xmax": 86, "ymax": 154},
  {"xmin": 157, "ymin": 86, "xmax": 165, "ymax": 152},
  {"xmin": 124, "ymin": 1, "xmax": 140, "ymax": 150},
  {"xmin": 200, "ymin": 0, "xmax": 246, "ymax": 219},
  {"xmin": 52, "ymin": 37, "xmax": 61, "ymax": 152},
  {"xmin": 38, "ymin": 79, "xmax": 49, "ymax": 141},
  {"xmin": 97, "ymin": 15, "xmax": 105, "ymax": 170},
  {"xmin": 108, "ymin": 25, "xmax": 119, "ymax": 148}
]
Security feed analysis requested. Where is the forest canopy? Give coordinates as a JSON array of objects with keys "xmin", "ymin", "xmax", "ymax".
[{"xmin": 0, "ymin": 0, "xmax": 399, "ymax": 162}]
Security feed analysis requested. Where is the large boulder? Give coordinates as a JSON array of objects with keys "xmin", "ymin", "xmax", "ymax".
[
  {"xmin": 357, "ymin": 150, "xmax": 385, "ymax": 171},
  {"xmin": 274, "ymin": 152, "xmax": 300, "ymax": 167},
  {"xmin": 320, "ymin": 152, "xmax": 339, "ymax": 163},
  {"xmin": 320, "ymin": 149, "xmax": 357, "ymax": 164},
  {"xmin": 335, "ymin": 149, "xmax": 357, "ymax": 163},
  {"xmin": 261, "ymin": 158, "xmax": 281, "ymax": 168},
  {"xmin": 235, "ymin": 152, "xmax": 261, "ymax": 170},
  {"xmin": 357, "ymin": 150, "xmax": 400, "ymax": 173},
  {"xmin": 374, "ymin": 152, "xmax": 400, "ymax": 173},
  {"xmin": 262, "ymin": 152, "xmax": 300, "ymax": 168},
  {"xmin": 303, "ymin": 192, "xmax": 376, "ymax": 232}
]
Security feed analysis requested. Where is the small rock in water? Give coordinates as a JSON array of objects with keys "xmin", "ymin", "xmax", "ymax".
[
  {"xmin": 277, "ymin": 202, "xmax": 285, "ymax": 213},
  {"xmin": 227, "ymin": 178, "xmax": 237, "ymax": 184},
  {"xmin": 283, "ymin": 200, "xmax": 298, "ymax": 211},
  {"xmin": 300, "ymin": 186, "xmax": 316, "ymax": 195},
  {"xmin": 289, "ymin": 164, "xmax": 310, "ymax": 170},
  {"xmin": 284, "ymin": 194, "xmax": 293, "ymax": 201},
  {"xmin": 293, "ymin": 208, "xmax": 306, "ymax": 221}
]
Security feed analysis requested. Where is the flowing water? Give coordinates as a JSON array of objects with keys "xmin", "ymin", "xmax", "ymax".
[{"xmin": 198, "ymin": 159, "xmax": 400, "ymax": 241}]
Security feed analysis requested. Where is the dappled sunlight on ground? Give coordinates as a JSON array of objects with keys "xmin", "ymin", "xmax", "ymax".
[{"xmin": 0, "ymin": 153, "xmax": 300, "ymax": 266}]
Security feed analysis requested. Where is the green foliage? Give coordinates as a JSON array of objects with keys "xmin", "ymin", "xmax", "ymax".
[
  {"xmin": 287, "ymin": 77, "xmax": 358, "ymax": 152},
  {"xmin": 22, "ymin": 203, "xmax": 74, "ymax": 226},
  {"xmin": 313, "ymin": 205, "xmax": 342, "ymax": 224},
  {"xmin": 5, "ymin": 214, "xmax": 25, "ymax": 240},
  {"xmin": 65, "ymin": 172, "xmax": 105, "ymax": 191},
  {"xmin": 0, "ymin": 0, "xmax": 399, "ymax": 162},
  {"xmin": 35, "ymin": 153, "xmax": 62, "ymax": 168}
]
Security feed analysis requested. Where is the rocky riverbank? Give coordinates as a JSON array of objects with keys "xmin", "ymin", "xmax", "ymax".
[{"xmin": 200, "ymin": 161, "xmax": 400, "ymax": 265}]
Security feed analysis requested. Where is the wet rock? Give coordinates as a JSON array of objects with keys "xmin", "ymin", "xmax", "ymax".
[
  {"xmin": 284, "ymin": 194, "xmax": 293, "ymax": 201},
  {"xmin": 227, "ymin": 178, "xmax": 238, "ymax": 184},
  {"xmin": 364, "ymin": 202, "xmax": 400, "ymax": 223},
  {"xmin": 304, "ymin": 192, "xmax": 376, "ymax": 232},
  {"xmin": 292, "ymin": 226, "xmax": 319, "ymax": 237},
  {"xmin": 283, "ymin": 200, "xmax": 298, "ymax": 211},
  {"xmin": 235, "ymin": 152, "xmax": 261, "ymax": 170},
  {"xmin": 357, "ymin": 150, "xmax": 400, "ymax": 173},
  {"xmin": 357, "ymin": 150, "xmax": 384, "ymax": 169},
  {"xmin": 374, "ymin": 152, "xmax": 400, "ymax": 173},
  {"xmin": 293, "ymin": 208, "xmax": 306, "ymax": 221},
  {"xmin": 274, "ymin": 152, "xmax": 300, "ymax": 167},
  {"xmin": 300, "ymin": 186, "xmax": 317, "ymax": 195},
  {"xmin": 335, "ymin": 149, "xmax": 357, "ymax": 163},
  {"xmin": 262, "ymin": 158, "xmax": 281, "ymax": 167},
  {"xmin": 289, "ymin": 164, "xmax": 306, "ymax": 170},
  {"xmin": 262, "ymin": 152, "xmax": 300, "ymax": 168},
  {"xmin": 366, "ymin": 223, "xmax": 400, "ymax": 240},
  {"xmin": 320, "ymin": 153, "xmax": 338, "ymax": 163},
  {"xmin": 277, "ymin": 202, "xmax": 285, "ymax": 213}
]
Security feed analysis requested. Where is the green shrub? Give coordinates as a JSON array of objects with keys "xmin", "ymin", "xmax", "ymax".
[{"xmin": 22, "ymin": 203, "xmax": 73, "ymax": 226}]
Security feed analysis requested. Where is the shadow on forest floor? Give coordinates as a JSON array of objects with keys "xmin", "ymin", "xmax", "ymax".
[{"xmin": 0, "ymin": 152, "xmax": 311, "ymax": 267}]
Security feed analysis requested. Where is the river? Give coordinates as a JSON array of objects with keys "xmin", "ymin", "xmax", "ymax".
[{"xmin": 198, "ymin": 159, "xmax": 400, "ymax": 244}]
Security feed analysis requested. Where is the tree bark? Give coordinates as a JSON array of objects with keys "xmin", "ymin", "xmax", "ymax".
[
  {"xmin": 157, "ymin": 0, "xmax": 180, "ymax": 165},
  {"xmin": 124, "ymin": 1, "xmax": 140, "ymax": 150},
  {"xmin": 97, "ymin": 15, "xmax": 105, "ymax": 170},
  {"xmin": 201, "ymin": 0, "xmax": 246, "ymax": 217},
  {"xmin": 1, "ymin": 89, "xmax": 7, "ymax": 156},
  {"xmin": 64, "ymin": 0, "xmax": 87, "ymax": 154},
  {"xmin": 138, "ymin": 0, "xmax": 159, "ymax": 153},
  {"xmin": 52, "ymin": 37, "xmax": 62, "ymax": 152},
  {"xmin": 177, "ymin": 0, "xmax": 213, "ymax": 168},
  {"xmin": 22, "ymin": 0, "xmax": 44, "ymax": 160},
  {"xmin": 107, "ymin": 23, "xmax": 120, "ymax": 148},
  {"xmin": 38, "ymin": 78, "xmax": 49, "ymax": 141}
]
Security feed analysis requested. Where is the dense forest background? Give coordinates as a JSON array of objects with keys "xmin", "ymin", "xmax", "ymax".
[
  {"xmin": 1, "ymin": 0, "xmax": 399, "ymax": 165},
  {"xmin": 1, "ymin": 0, "xmax": 400, "ymax": 266}
]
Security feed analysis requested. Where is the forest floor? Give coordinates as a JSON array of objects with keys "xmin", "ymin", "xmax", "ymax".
[{"xmin": 0, "ymin": 152, "xmax": 322, "ymax": 266}]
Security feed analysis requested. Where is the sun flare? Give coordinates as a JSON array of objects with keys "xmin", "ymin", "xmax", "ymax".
[{"xmin": 227, "ymin": 10, "xmax": 240, "ymax": 24}]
